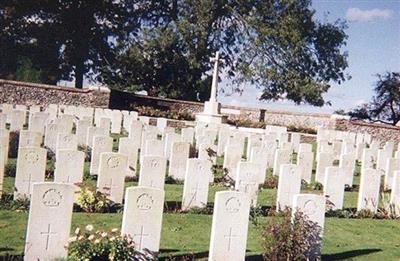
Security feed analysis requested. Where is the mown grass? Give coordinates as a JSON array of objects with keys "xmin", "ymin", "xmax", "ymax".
[{"xmin": 0, "ymin": 210, "xmax": 399, "ymax": 260}]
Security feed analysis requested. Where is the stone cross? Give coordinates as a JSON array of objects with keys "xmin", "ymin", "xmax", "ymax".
[{"xmin": 209, "ymin": 51, "xmax": 223, "ymax": 102}]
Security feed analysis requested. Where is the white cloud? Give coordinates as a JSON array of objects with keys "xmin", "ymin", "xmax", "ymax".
[{"xmin": 346, "ymin": 7, "xmax": 393, "ymax": 22}]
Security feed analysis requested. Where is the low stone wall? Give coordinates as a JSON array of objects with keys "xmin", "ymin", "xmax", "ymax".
[
  {"xmin": 263, "ymin": 110, "xmax": 333, "ymax": 130},
  {"xmin": 0, "ymin": 79, "xmax": 110, "ymax": 108},
  {"xmin": 335, "ymin": 119, "xmax": 400, "ymax": 145}
]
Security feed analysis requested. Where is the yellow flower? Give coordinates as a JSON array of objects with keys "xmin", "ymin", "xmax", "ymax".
[
  {"xmin": 88, "ymin": 235, "xmax": 95, "ymax": 240},
  {"xmin": 109, "ymin": 237, "xmax": 115, "ymax": 241},
  {"xmin": 111, "ymin": 228, "xmax": 118, "ymax": 233},
  {"xmin": 85, "ymin": 225, "xmax": 94, "ymax": 231},
  {"xmin": 68, "ymin": 236, "xmax": 77, "ymax": 243}
]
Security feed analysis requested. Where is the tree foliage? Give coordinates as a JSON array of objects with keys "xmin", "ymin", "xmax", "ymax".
[
  {"xmin": 100, "ymin": 0, "xmax": 349, "ymax": 104},
  {"xmin": 349, "ymin": 72, "xmax": 400, "ymax": 126},
  {"xmin": 0, "ymin": 0, "xmax": 140, "ymax": 88},
  {"xmin": 1, "ymin": 0, "xmax": 349, "ymax": 104}
]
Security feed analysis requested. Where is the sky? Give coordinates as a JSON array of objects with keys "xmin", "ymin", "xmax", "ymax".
[
  {"xmin": 60, "ymin": 0, "xmax": 400, "ymax": 114},
  {"xmin": 218, "ymin": 0, "xmax": 400, "ymax": 113}
]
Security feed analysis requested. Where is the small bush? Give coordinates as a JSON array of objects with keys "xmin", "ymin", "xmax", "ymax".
[
  {"xmin": 4, "ymin": 160, "xmax": 17, "ymax": 177},
  {"xmin": 67, "ymin": 225, "xmax": 156, "ymax": 260},
  {"xmin": 165, "ymin": 176, "xmax": 184, "ymax": 185},
  {"xmin": 263, "ymin": 175, "xmax": 279, "ymax": 189},
  {"xmin": 8, "ymin": 131, "xmax": 19, "ymax": 158},
  {"xmin": 262, "ymin": 212, "xmax": 322, "ymax": 261},
  {"xmin": 131, "ymin": 105, "xmax": 195, "ymax": 121},
  {"xmin": 0, "ymin": 193, "xmax": 30, "ymax": 212},
  {"xmin": 227, "ymin": 118, "xmax": 266, "ymax": 129},
  {"xmin": 75, "ymin": 185, "xmax": 120, "ymax": 213}
]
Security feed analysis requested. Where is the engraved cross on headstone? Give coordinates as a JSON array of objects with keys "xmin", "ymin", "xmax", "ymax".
[
  {"xmin": 40, "ymin": 224, "xmax": 57, "ymax": 251},
  {"xmin": 23, "ymin": 173, "xmax": 33, "ymax": 194},
  {"xmin": 133, "ymin": 225, "xmax": 149, "ymax": 250},
  {"xmin": 224, "ymin": 227, "xmax": 239, "ymax": 251},
  {"xmin": 239, "ymin": 180, "xmax": 257, "ymax": 193},
  {"xmin": 104, "ymin": 178, "xmax": 118, "ymax": 194}
]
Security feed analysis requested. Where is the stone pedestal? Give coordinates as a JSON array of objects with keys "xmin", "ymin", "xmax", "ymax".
[{"xmin": 196, "ymin": 101, "xmax": 227, "ymax": 124}]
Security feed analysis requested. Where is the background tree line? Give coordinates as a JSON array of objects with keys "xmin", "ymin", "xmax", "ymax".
[{"xmin": 1, "ymin": 0, "xmax": 349, "ymax": 106}]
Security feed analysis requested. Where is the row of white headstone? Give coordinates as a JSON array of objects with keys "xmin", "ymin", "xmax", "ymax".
[
  {"xmin": 1, "ymin": 103, "xmax": 399, "ymax": 214},
  {"xmin": 24, "ymin": 181, "xmax": 326, "ymax": 261}
]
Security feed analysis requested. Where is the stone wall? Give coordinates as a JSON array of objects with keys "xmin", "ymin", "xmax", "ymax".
[
  {"xmin": 335, "ymin": 119, "xmax": 400, "ymax": 145},
  {"xmin": 0, "ymin": 79, "xmax": 110, "ymax": 108}
]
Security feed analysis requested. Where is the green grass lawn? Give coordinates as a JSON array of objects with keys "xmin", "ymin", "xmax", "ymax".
[
  {"xmin": 1, "ymin": 143, "xmax": 399, "ymax": 260},
  {"xmin": 0, "ymin": 210, "xmax": 399, "ymax": 260}
]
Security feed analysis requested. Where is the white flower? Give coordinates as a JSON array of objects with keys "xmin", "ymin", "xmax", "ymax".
[
  {"xmin": 85, "ymin": 225, "xmax": 94, "ymax": 231},
  {"xmin": 94, "ymin": 239, "xmax": 100, "ymax": 244},
  {"xmin": 68, "ymin": 236, "xmax": 77, "ymax": 243},
  {"xmin": 109, "ymin": 237, "xmax": 115, "ymax": 241},
  {"xmin": 74, "ymin": 228, "xmax": 80, "ymax": 235},
  {"xmin": 88, "ymin": 235, "xmax": 95, "ymax": 240},
  {"xmin": 111, "ymin": 228, "xmax": 118, "ymax": 232},
  {"xmin": 101, "ymin": 232, "xmax": 107, "ymax": 238}
]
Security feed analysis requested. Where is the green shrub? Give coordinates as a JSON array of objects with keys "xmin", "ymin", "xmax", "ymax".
[
  {"xmin": 263, "ymin": 175, "xmax": 279, "ymax": 189},
  {"xmin": 67, "ymin": 225, "xmax": 156, "ymax": 260},
  {"xmin": 0, "ymin": 194, "xmax": 30, "ymax": 212},
  {"xmin": 8, "ymin": 131, "xmax": 19, "ymax": 158},
  {"xmin": 262, "ymin": 211, "xmax": 322, "ymax": 260},
  {"xmin": 75, "ymin": 185, "xmax": 118, "ymax": 213},
  {"xmin": 130, "ymin": 105, "xmax": 195, "ymax": 121},
  {"xmin": 4, "ymin": 159, "xmax": 17, "ymax": 177}
]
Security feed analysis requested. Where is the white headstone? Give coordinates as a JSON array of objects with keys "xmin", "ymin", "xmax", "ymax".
[
  {"xmin": 121, "ymin": 186, "xmax": 165, "ymax": 253},
  {"xmin": 118, "ymin": 137, "xmax": 139, "ymax": 177},
  {"xmin": 272, "ymin": 149, "xmax": 291, "ymax": 176},
  {"xmin": 97, "ymin": 152, "xmax": 128, "ymax": 203},
  {"xmin": 297, "ymin": 150, "xmax": 313, "ymax": 183},
  {"xmin": 110, "ymin": 110, "xmax": 122, "ymax": 134},
  {"xmin": 223, "ymin": 144, "xmax": 243, "ymax": 180},
  {"xmin": 24, "ymin": 183, "xmax": 74, "ymax": 261},
  {"xmin": 89, "ymin": 135, "xmax": 113, "ymax": 175},
  {"xmin": 276, "ymin": 164, "xmax": 301, "ymax": 210},
  {"xmin": 138, "ymin": 156, "xmax": 167, "ymax": 190},
  {"xmin": 19, "ymin": 130, "xmax": 42, "ymax": 148},
  {"xmin": 357, "ymin": 168, "xmax": 381, "ymax": 213},
  {"xmin": 86, "ymin": 126, "xmax": 108, "ymax": 148},
  {"xmin": 10, "ymin": 110, "xmax": 25, "ymax": 131},
  {"xmin": 390, "ymin": 171, "xmax": 400, "ymax": 214},
  {"xmin": 14, "ymin": 147, "xmax": 47, "ymax": 199},
  {"xmin": 76, "ymin": 118, "xmax": 92, "ymax": 146},
  {"xmin": 384, "ymin": 158, "xmax": 400, "ymax": 190},
  {"xmin": 292, "ymin": 194, "xmax": 326, "ymax": 260},
  {"xmin": 29, "ymin": 112, "xmax": 49, "ymax": 134},
  {"xmin": 168, "ymin": 142, "xmax": 190, "ymax": 180},
  {"xmin": 315, "ymin": 152, "xmax": 334, "ymax": 183},
  {"xmin": 323, "ymin": 167, "xmax": 345, "ymax": 210},
  {"xmin": 182, "ymin": 159, "xmax": 212, "ymax": 210},
  {"xmin": 208, "ymin": 191, "xmax": 251, "ymax": 261},
  {"xmin": 164, "ymin": 133, "xmax": 181, "ymax": 158},
  {"xmin": 181, "ymin": 127, "xmax": 195, "ymax": 144},
  {"xmin": 339, "ymin": 153, "xmax": 356, "ymax": 187},
  {"xmin": 54, "ymin": 149, "xmax": 85, "ymax": 186},
  {"xmin": 235, "ymin": 162, "xmax": 263, "ymax": 206},
  {"xmin": 56, "ymin": 133, "xmax": 78, "ymax": 152}
]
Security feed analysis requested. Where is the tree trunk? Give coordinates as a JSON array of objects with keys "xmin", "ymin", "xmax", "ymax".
[{"xmin": 75, "ymin": 59, "xmax": 84, "ymax": 89}]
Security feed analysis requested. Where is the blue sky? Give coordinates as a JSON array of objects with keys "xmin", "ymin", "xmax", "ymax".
[{"xmin": 219, "ymin": 0, "xmax": 400, "ymax": 113}]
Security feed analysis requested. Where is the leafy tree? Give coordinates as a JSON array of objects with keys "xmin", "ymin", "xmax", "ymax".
[
  {"xmin": 100, "ymin": 0, "xmax": 349, "ymax": 104},
  {"xmin": 349, "ymin": 72, "xmax": 400, "ymax": 126},
  {"xmin": 1, "ymin": 0, "xmax": 140, "ymax": 88}
]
